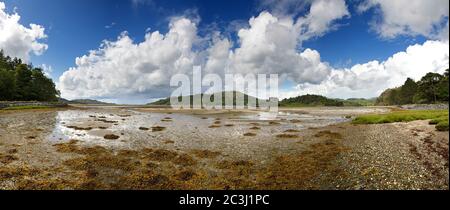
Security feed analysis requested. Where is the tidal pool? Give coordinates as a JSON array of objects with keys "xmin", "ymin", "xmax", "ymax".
[
  {"xmin": 7, "ymin": 106, "xmax": 424, "ymax": 190},
  {"xmin": 41, "ymin": 107, "xmax": 376, "ymax": 161}
]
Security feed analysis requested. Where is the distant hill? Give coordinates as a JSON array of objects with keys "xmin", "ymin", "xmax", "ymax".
[
  {"xmin": 68, "ymin": 99, "xmax": 113, "ymax": 105},
  {"xmin": 150, "ymin": 93, "xmax": 375, "ymax": 107},
  {"xmin": 339, "ymin": 98, "xmax": 376, "ymax": 106},
  {"xmin": 57, "ymin": 98, "xmax": 70, "ymax": 103},
  {"xmin": 280, "ymin": 94, "xmax": 344, "ymax": 107},
  {"xmin": 148, "ymin": 91, "xmax": 267, "ymax": 107},
  {"xmin": 280, "ymin": 95, "xmax": 375, "ymax": 107}
]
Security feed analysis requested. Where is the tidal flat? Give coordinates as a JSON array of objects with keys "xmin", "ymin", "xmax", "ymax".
[{"xmin": 0, "ymin": 106, "xmax": 448, "ymax": 190}]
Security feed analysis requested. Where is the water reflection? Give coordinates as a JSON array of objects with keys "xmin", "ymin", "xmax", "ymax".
[{"xmin": 48, "ymin": 109, "xmax": 350, "ymax": 145}]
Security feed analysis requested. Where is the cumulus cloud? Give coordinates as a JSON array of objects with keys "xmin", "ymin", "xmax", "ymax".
[
  {"xmin": 295, "ymin": 0, "xmax": 350, "ymax": 41},
  {"xmin": 260, "ymin": 0, "xmax": 350, "ymax": 41},
  {"xmin": 358, "ymin": 0, "xmax": 449, "ymax": 39},
  {"xmin": 58, "ymin": 7, "xmax": 346, "ymax": 100},
  {"xmin": 258, "ymin": 0, "xmax": 311, "ymax": 16},
  {"xmin": 228, "ymin": 12, "xmax": 332, "ymax": 84},
  {"xmin": 0, "ymin": 2, "xmax": 48, "ymax": 61},
  {"xmin": 288, "ymin": 40, "xmax": 449, "ymax": 99},
  {"xmin": 59, "ymin": 17, "xmax": 199, "ymax": 100},
  {"xmin": 39, "ymin": 64, "xmax": 53, "ymax": 78},
  {"xmin": 59, "ymin": 2, "xmax": 448, "ymax": 102}
]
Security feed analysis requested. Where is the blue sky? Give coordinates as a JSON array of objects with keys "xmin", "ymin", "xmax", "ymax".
[
  {"xmin": 3, "ymin": 0, "xmax": 428, "ymax": 78},
  {"xmin": 0, "ymin": 0, "xmax": 448, "ymax": 103}
]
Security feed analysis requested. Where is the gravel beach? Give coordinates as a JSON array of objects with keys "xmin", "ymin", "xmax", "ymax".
[{"xmin": 0, "ymin": 107, "xmax": 448, "ymax": 190}]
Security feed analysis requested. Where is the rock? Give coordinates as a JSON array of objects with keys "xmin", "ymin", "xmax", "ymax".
[{"xmin": 104, "ymin": 134, "xmax": 120, "ymax": 140}]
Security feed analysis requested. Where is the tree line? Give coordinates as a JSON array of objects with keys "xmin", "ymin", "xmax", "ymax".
[
  {"xmin": 376, "ymin": 69, "xmax": 449, "ymax": 105},
  {"xmin": 279, "ymin": 94, "xmax": 345, "ymax": 107},
  {"xmin": 0, "ymin": 51, "xmax": 59, "ymax": 101}
]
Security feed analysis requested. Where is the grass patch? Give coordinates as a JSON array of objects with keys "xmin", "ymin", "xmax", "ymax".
[
  {"xmin": 436, "ymin": 121, "xmax": 449, "ymax": 131},
  {"xmin": 353, "ymin": 110, "xmax": 449, "ymax": 131}
]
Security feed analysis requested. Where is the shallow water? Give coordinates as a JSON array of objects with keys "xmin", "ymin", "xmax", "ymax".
[
  {"xmin": 3, "ymin": 106, "xmax": 410, "ymax": 190},
  {"xmin": 41, "ymin": 108, "xmax": 362, "ymax": 160}
]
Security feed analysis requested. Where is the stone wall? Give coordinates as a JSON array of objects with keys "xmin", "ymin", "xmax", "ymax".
[
  {"xmin": 0, "ymin": 101, "xmax": 68, "ymax": 109},
  {"xmin": 399, "ymin": 104, "xmax": 449, "ymax": 110}
]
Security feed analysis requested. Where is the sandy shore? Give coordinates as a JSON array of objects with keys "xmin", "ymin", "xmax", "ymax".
[{"xmin": 0, "ymin": 107, "xmax": 447, "ymax": 190}]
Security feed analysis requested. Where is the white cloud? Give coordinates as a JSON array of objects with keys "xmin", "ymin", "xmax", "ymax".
[
  {"xmin": 131, "ymin": 0, "xmax": 154, "ymax": 7},
  {"xmin": 59, "ymin": 9, "xmax": 345, "ymax": 100},
  {"xmin": 59, "ymin": 17, "xmax": 199, "ymax": 100},
  {"xmin": 226, "ymin": 10, "xmax": 344, "ymax": 84},
  {"xmin": 295, "ymin": 0, "xmax": 350, "ymax": 41},
  {"xmin": 0, "ymin": 2, "xmax": 48, "ymax": 61},
  {"xmin": 39, "ymin": 64, "xmax": 53, "ymax": 78},
  {"xmin": 258, "ymin": 0, "xmax": 311, "ymax": 16},
  {"xmin": 260, "ymin": 0, "xmax": 350, "ymax": 41},
  {"xmin": 58, "ymin": 6, "xmax": 448, "ymax": 102},
  {"xmin": 105, "ymin": 22, "xmax": 116, "ymax": 29},
  {"xmin": 287, "ymin": 40, "xmax": 449, "ymax": 99},
  {"xmin": 359, "ymin": 0, "xmax": 449, "ymax": 39}
]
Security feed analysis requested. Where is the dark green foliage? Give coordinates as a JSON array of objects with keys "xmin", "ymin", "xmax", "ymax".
[
  {"xmin": 148, "ymin": 91, "xmax": 264, "ymax": 108},
  {"xmin": 0, "ymin": 68, "xmax": 15, "ymax": 99},
  {"xmin": 341, "ymin": 98, "xmax": 376, "ymax": 106},
  {"xmin": 437, "ymin": 69, "xmax": 449, "ymax": 102},
  {"xmin": 280, "ymin": 94, "xmax": 344, "ymax": 107},
  {"xmin": 376, "ymin": 70, "xmax": 449, "ymax": 105},
  {"xmin": 0, "ymin": 50, "xmax": 59, "ymax": 101},
  {"xmin": 149, "ymin": 98, "xmax": 171, "ymax": 105},
  {"xmin": 69, "ymin": 99, "xmax": 112, "ymax": 104},
  {"xmin": 14, "ymin": 64, "xmax": 33, "ymax": 100},
  {"xmin": 414, "ymin": 72, "xmax": 444, "ymax": 103},
  {"xmin": 399, "ymin": 78, "xmax": 418, "ymax": 104}
]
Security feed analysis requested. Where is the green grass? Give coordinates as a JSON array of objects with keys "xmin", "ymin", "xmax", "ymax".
[
  {"xmin": 2, "ymin": 105, "xmax": 52, "ymax": 110},
  {"xmin": 353, "ymin": 109, "xmax": 449, "ymax": 131}
]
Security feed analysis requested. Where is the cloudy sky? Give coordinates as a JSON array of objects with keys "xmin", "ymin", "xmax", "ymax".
[{"xmin": 0, "ymin": 0, "xmax": 448, "ymax": 104}]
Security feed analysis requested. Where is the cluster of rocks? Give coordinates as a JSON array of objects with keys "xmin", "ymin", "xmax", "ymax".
[
  {"xmin": 399, "ymin": 104, "xmax": 449, "ymax": 110},
  {"xmin": 0, "ymin": 101, "xmax": 67, "ymax": 109}
]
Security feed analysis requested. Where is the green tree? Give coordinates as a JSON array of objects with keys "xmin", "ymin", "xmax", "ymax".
[
  {"xmin": 1, "ymin": 52, "xmax": 60, "ymax": 101},
  {"xmin": 414, "ymin": 72, "xmax": 443, "ymax": 104},
  {"xmin": 0, "ymin": 68, "xmax": 15, "ymax": 100},
  {"xmin": 437, "ymin": 69, "xmax": 449, "ymax": 102},
  {"xmin": 14, "ymin": 64, "xmax": 33, "ymax": 100},
  {"xmin": 388, "ymin": 88, "xmax": 400, "ymax": 105},
  {"xmin": 30, "ymin": 68, "xmax": 59, "ymax": 101},
  {"xmin": 398, "ymin": 78, "xmax": 418, "ymax": 104}
]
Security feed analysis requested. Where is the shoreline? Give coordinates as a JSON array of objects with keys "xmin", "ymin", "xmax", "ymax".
[{"xmin": 0, "ymin": 107, "xmax": 448, "ymax": 189}]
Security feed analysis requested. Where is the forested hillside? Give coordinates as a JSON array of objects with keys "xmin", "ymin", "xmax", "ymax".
[
  {"xmin": 280, "ymin": 94, "xmax": 345, "ymax": 107},
  {"xmin": 0, "ymin": 51, "xmax": 60, "ymax": 101},
  {"xmin": 376, "ymin": 69, "xmax": 449, "ymax": 105},
  {"xmin": 149, "ymin": 91, "xmax": 262, "ymax": 107}
]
